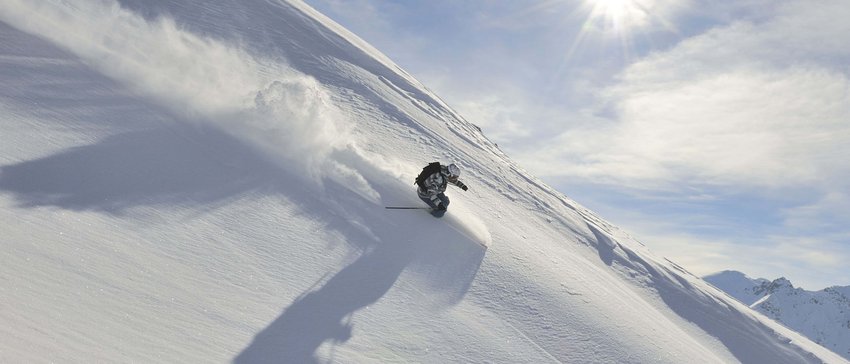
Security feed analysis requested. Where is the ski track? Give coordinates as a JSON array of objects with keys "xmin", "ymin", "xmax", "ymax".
[{"xmin": 503, "ymin": 321, "xmax": 564, "ymax": 364}]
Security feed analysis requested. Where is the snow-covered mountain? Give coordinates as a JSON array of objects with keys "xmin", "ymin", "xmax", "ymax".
[
  {"xmin": 706, "ymin": 271, "xmax": 850, "ymax": 360},
  {"xmin": 703, "ymin": 270, "xmax": 771, "ymax": 305},
  {"xmin": 0, "ymin": 0, "xmax": 846, "ymax": 362}
]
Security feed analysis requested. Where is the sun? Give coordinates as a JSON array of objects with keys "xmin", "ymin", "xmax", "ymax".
[
  {"xmin": 586, "ymin": 0, "xmax": 651, "ymax": 35},
  {"xmin": 534, "ymin": 0, "xmax": 678, "ymax": 77},
  {"xmin": 558, "ymin": 0, "xmax": 670, "ymax": 62}
]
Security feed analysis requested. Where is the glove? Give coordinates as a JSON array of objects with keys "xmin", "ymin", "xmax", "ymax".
[
  {"xmin": 461, "ymin": 185, "xmax": 468, "ymax": 191},
  {"xmin": 436, "ymin": 203, "xmax": 447, "ymax": 211}
]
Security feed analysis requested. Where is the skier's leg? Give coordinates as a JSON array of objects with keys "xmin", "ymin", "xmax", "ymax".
[
  {"xmin": 419, "ymin": 195, "xmax": 439, "ymax": 209},
  {"xmin": 418, "ymin": 193, "xmax": 450, "ymax": 217},
  {"xmin": 430, "ymin": 194, "xmax": 450, "ymax": 217},
  {"xmin": 437, "ymin": 194, "xmax": 450, "ymax": 209}
]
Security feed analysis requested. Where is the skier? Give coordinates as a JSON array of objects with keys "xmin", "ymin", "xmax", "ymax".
[{"xmin": 415, "ymin": 162, "xmax": 468, "ymax": 217}]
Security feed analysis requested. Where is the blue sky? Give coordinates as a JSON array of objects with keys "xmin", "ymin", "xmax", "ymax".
[{"xmin": 304, "ymin": 0, "xmax": 850, "ymax": 290}]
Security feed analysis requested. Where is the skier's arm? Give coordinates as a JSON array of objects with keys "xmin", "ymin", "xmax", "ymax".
[{"xmin": 450, "ymin": 179, "xmax": 468, "ymax": 191}]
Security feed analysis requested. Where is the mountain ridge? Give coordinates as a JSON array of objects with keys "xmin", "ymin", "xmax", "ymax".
[{"xmin": 705, "ymin": 270, "xmax": 850, "ymax": 359}]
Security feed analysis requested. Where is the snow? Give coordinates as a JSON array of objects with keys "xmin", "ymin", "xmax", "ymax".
[
  {"xmin": 707, "ymin": 271, "xmax": 850, "ymax": 360},
  {"xmin": 0, "ymin": 0, "xmax": 846, "ymax": 363},
  {"xmin": 704, "ymin": 270, "xmax": 771, "ymax": 305}
]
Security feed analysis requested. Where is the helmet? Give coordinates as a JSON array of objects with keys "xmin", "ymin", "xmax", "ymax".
[{"xmin": 445, "ymin": 163, "xmax": 461, "ymax": 180}]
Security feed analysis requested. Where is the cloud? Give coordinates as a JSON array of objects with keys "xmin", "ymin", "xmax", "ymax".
[
  {"xmin": 517, "ymin": 0, "xmax": 850, "ymax": 193},
  {"xmin": 611, "ymin": 213, "xmax": 850, "ymax": 290},
  {"xmin": 588, "ymin": 67, "xmax": 846, "ymax": 188},
  {"xmin": 781, "ymin": 192, "xmax": 850, "ymax": 231},
  {"xmin": 449, "ymin": 96, "xmax": 531, "ymax": 141},
  {"xmin": 772, "ymin": 237, "xmax": 845, "ymax": 269}
]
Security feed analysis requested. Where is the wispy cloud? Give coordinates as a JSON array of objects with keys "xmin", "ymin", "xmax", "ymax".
[
  {"xmin": 529, "ymin": 66, "xmax": 850, "ymax": 190},
  {"xmin": 606, "ymin": 209, "xmax": 850, "ymax": 290},
  {"xmin": 781, "ymin": 192, "xmax": 850, "ymax": 232},
  {"xmin": 522, "ymin": 0, "xmax": 850, "ymax": 192}
]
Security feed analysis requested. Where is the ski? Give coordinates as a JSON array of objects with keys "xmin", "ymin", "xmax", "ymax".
[{"xmin": 385, "ymin": 206, "xmax": 431, "ymax": 210}]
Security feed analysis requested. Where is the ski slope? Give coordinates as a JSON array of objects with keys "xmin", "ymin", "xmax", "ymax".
[{"xmin": 0, "ymin": 0, "xmax": 846, "ymax": 362}]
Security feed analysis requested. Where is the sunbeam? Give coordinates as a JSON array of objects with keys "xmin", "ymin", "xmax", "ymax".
[
  {"xmin": 587, "ymin": 0, "xmax": 651, "ymax": 34},
  {"xmin": 555, "ymin": 0, "xmax": 681, "ymax": 69}
]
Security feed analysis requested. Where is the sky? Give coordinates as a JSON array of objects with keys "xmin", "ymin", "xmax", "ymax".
[{"xmin": 302, "ymin": 0, "xmax": 850, "ymax": 290}]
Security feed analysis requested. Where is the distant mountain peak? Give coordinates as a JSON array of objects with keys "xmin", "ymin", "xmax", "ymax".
[
  {"xmin": 703, "ymin": 270, "xmax": 770, "ymax": 305},
  {"xmin": 705, "ymin": 271, "xmax": 850, "ymax": 360},
  {"xmin": 719, "ymin": 269, "xmax": 747, "ymax": 276},
  {"xmin": 773, "ymin": 277, "xmax": 792, "ymax": 286},
  {"xmin": 705, "ymin": 269, "xmax": 767, "ymax": 283},
  {"xmin": 757, "ymin": 277, "xmax": 795, "ymax": 295}
]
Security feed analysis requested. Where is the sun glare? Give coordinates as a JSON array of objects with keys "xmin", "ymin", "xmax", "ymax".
[
  {"xmin": 587, "ymin": 0, "xmax": 650, "ymax": 34},
  {"xmin": 535, "ymin": 0, "xmax": 678, "ymax": 79},
  {"xmin": 554, "ymin": 0, "xmax": 670, "ymax": 64}
]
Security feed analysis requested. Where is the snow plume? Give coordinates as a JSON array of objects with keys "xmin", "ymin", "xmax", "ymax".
[
  {"xmin": 239, "ymin": 78, "xmax": 350, "ymax": 182},
  {"xmin": 0, "ymin": 0, "xmax": 261, "ymax": 116},
  {"xmin": 0, "ymin": 0, "xmax": 377, "ymax": 200}
]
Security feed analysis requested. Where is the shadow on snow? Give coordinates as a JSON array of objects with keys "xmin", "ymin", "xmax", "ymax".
[
  {"xmin": 233, "ymin": 156, "xmax": 486, "ymax": 364},
  {"xmin": 0, "ymin": 13, "xmax": 487, "ymax": 363},
  {"xmin": 587, "ymin": 223, "xmax": 819, "ymax": 364}
]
